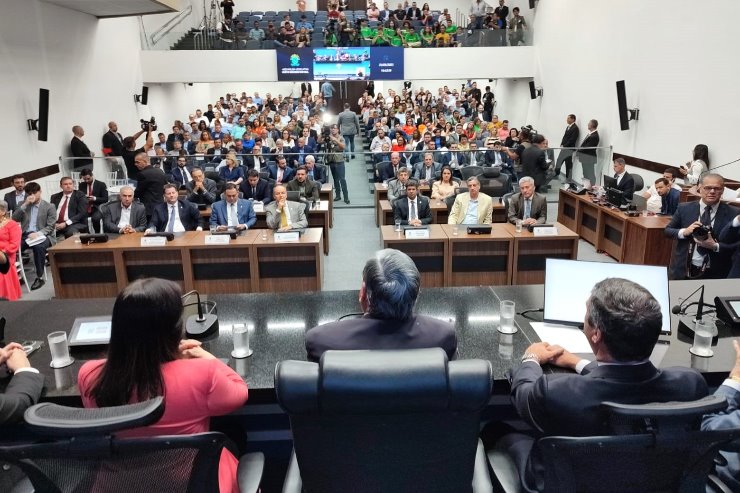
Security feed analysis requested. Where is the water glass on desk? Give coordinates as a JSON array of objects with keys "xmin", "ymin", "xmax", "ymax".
[
  {"xmin": 498, "ymin": 300, "xmax": 517, "ymax": 334},
  {"xmin": 689, "ymin": 319, "xmax": 714, "ymax": 357},
  {"xmin": 515, "ymin": 219, "xmax": 523, "ymax": 233},
  {"xmin": 231, "ymin": 324, "xmax": 253, "ymax": 358},
  {"xmin": 394, "ymin": 220, "xmax": 402, "ymax": 232},
  {"xmin": 47, "ymin": 331, "xmax": 74, "ymax": 368}
]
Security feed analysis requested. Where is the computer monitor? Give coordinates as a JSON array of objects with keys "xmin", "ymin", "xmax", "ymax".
[
  {"xmin": 630, "ymin": 194, "xmax": 647, "ymax": 212},
  {"xmin": 606, "ymin": 187, "xmax": 624, "ymax": 207},
  {"xmin": 603, "ymin": 175, "xmax": 617, "ymax": 190},
  {"xmin": 544, "ymin": 258, "xmax": 671, "ymax": 334}
]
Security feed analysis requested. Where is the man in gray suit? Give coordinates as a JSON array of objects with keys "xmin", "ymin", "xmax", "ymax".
[
  {"xmin": 12, "ymin": 182, "xmax": 56, "ymax": 290},
  {"xmin": 413, "ymin": 152, "xmax": 442, "ymax": 186},
  {"xmin": 337, "ymin": 103, "xmax": 361, "ymax": 160},
  {"xmin": 507, "ymin": 176, "xmax": 547, "ymax": 225},
  {"xmin": 387, "ymin": 167, "xmax": 411, "ymax": 202},
  {"xmin": 265, "ymin": 184, "xmax": 308, "ymax": 231},
  {"xmin": 102, "ymin": 185, "xmax": 147, "ymax": 234}
]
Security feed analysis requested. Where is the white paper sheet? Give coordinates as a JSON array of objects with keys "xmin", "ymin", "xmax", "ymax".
[{"xmin": 530, "ymin": 322, "xmax": 593, "ymax": 354}]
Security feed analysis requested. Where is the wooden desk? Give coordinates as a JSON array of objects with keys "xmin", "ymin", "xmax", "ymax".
[
  {"xmin": 381, "ymin": 225, "xmax": 448, "ymax": 287},
  {"xmin": 377, "ymin": 199, "xmax": 450, "ymax": 226},
  {"xmin": 502, "ymin": 222, "xmax": 579, "ymax": 285},
  {"xmin": 251, "ymin": 202, "xmax": 330, "ymax": 255},
  {"xmin": 320, "ymin": 182, "xmax": 334, "ymax": 227},
  {"xmin": 252, "ymin": 228, "xmax": 323, "ymax": 292},
  {"xmin": 441, "ymin": 224, "xmax": 513, "ymax": 286}
]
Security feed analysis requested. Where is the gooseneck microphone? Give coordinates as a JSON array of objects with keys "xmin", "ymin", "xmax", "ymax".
[{"xmin": 181, "ymin": 290, "xmax": 219, "ymax": 338}]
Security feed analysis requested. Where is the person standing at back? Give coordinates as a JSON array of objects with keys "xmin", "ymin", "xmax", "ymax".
[{"xmin": 337, "ymin": 103, "xmax": 361, "ymax": 160}]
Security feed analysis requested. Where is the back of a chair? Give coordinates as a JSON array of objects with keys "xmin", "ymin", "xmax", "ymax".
[
  {"xmin": 632, "ymin": 173, "xmax": 645, "ymax": 192},
  {"xmin": 276, "ymin": 349, "xmax": 493, "ymax": 493},
  {"xmin": 461, "ymin": 166, "xmax": 484, "ymax": 180}
]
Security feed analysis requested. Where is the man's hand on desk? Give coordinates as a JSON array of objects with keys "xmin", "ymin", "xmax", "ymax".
[
  {"xmin": 523, "ymin": 342, "xmax": 564, "ymax": 365},
  {"xmin": 549, "ymin": 347, "xmax": 583, "ymax": 370},
  {"xmin": 0, "ymin": 343, "xmax": 24, "ymax": 366},
  {"xmin": 522, "ymin": 218, "xmax": 537, "ymax": 226}
]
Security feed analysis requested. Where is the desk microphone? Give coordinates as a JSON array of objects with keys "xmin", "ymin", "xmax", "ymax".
[
  {"xmin": 675, "ymin": 284, "xmax": 718, "ymax": 344},
  {"xmin": 181, "ymin": 290, "xmax": 219, "ymax": 338}
]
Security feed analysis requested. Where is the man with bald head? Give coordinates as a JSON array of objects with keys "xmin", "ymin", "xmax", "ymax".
[
  {"xmin": 133, "ymin": 152, "xmax": 168, "ymax": 219},
  {"xmin": 380, "ymin": 152, "xmax": 403, "ymax": 182},
  {"xmin": 70, "ymin": 125, "xmax": 94, "ymax": 170},
  {"xmin": 102, "ymin": 121, "xmax": 124, "ymax": 156},
  {"xmin": 265, "ymin": 184, "xmax": 308, "ymax": 231}
]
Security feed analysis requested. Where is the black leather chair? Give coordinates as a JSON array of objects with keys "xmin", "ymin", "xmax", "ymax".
[
  {"xmin": 488, "ymin": 395, "xmax": 740, "ymax": 493},
  {"xmin": 276, "ymin": 348, "xmax": 494, "ymax": 493},
  {"xmin": 0, "ymin": 397, "xmax": 264, "ymax": 493},
  {"xmin": 632, "ymin": 173, "xmax": 645, "ymax": 192},
  {"xmin": 446, "ymin": 186, "xmax": 469, "ymax": 212},
  {"xmin": 461, "ymin": 166, "xmax": 485, "ymax": 180}
]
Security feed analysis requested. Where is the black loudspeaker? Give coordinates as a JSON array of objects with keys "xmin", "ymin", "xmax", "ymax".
[
  {"xmin": 529, "ymin": 0, "xmax": 536, "ymax": 8},
  {"xmin": 529, "ymin": 81, "xmax": 537, "ymax": 99},
  {"xmin": 616, "ymin": 80, "xmax": 639, "ymax": 131},
  {"xmin": 27, "ymin": 89, "xmax": 49, "ymax": 141},
  {"xmin": 140, "ymin": 85, "xmax": 149, "ymax": 105}
]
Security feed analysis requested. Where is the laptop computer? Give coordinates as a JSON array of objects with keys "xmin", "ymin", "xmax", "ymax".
[{"xmin": 602, "ymin": 175, "xmax": 617, "ymax": 190}]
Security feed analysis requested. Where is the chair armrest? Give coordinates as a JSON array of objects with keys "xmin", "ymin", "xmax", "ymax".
[
  {"xmin": 472, "ymin": 439, "xmax": 493, "ymax": 493},
  {"xmin": 237, "ymin": 452, "xmax": 265, "ymax": 493},
  {"xmin": 707, "ymin": 474, "xmax": 734, "ymax": 493},
  {"xmin": 281, "ymin": 450, "xmax": 302, "ymax": 493}
]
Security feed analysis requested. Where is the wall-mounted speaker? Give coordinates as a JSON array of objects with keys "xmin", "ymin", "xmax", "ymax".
[
  {"xmin": 134, "ymin": 85, "xmax": 149, "ymax": 105},
  {"xmin": 616, "ymin": 80, "xmax": 639, "ymax": 131},
  {"xmin": 26, "ymin": 88, "xmax": 49, "ymax": 142}
]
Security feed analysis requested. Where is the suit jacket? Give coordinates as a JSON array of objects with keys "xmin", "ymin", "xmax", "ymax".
[
  {"xmin": 70, "ymin": 136, "xmax": 93, "ymax": 167},
  {"xmin": 387, "ymin": 178, "xmax": 409, "ymax": 202},
  {"xmin": 521, "ymin": 147, "xmax": 549, "ymax": 188},
  {"xmin": 448, "ymin": 192, "xmax": 494, "ymax": 224},
  {"xmin": 50, "ymin": 190, "xmax": 89, "ymax": 226},
  {"xmin": 701, "ymin": 383, "xmax": 740, "ymax": 492},
  {"xmin": 243, "ymin": 154, "xmax": 268, "ymax": 171},
  {"xmin": 149, "ymin": 199, "xmax": 201, "ymax": 232},
  {"xmin": 442, "ymin": 152, "xmax": 467, "ymax": 168},
  {"xmin": 664, "ymin": 201, "xmax": 739, "ymax": 279},
  {"xmin": 102, "ymin": 201, "xmax": 147, "ymax": 233},
  {"xmin": 209, "ymin": 199, "xmax": 256, "ymax": 228},
  {"xmin": 286, "ymin": 178, "xmax": 320, "ymax": 201},
  {"xmin": 393, "ymin": 195, "xmax": 432, "ymax": 225},
  {"xmin": 337, "ymin": 110, "xmax": 361, "ymax": 136},
  {"xmin": 413, "ymin": 162, "xmax": 442, "ymax": 182},
  {"xmin": 240, "ymin": 179, "xmax": 273, "ymax": 205},
  {"xmin": 660, "ymin": 187, "xmax": 680, "ymax": 216},
  {"xmin": 267, "ymin": 164, "xmax": 295, "ymax": 184},
  {"xmin": 12, "ymin": 200, "xmax": 58, "ymax": 244},
  {"xmin": 718, "ymin": 218, "xmax": 740, "ymax": 278},
  {"xmin": 560, "ymin": 123, "xmax": 580, "ymax": 148},
  {"xmin": 578, "ymin": 131, "xmax": 599, "ymax": 157},
  {"xmin": 134, "ymin": 165, "xmax": 168, "ymax": 216},
  {"xmin": 102, "ymin": 130, "xmax": 124, "ymax": 156},
  {"xmin": 0, "ymin": 371, "xmax": 44, "ymax": 424},
  {"xmin": 379, "ymin": 161, "xmax": 401, "ymax": 182},
  {"xmin": 289, "ymin": 144, "xmax": 316, "ymax": 167},
  {"xmin": 509, "ymin": 361, "xmax": 707, "ymax": 493},
  {"xmin": 305, "ymin": 314, "xmax": 457, "ymax": 363},
  {"xmin": 305, "ymin": 165, "xmax": 326, "ymax": 184},
  {"xmin": 78, "ymin": 180, "xmax": 109, "ymax": 212},
  {"xmin": 507, "ymin": 192, "xmax": 547, "ymax": 224},
  {"xmin": 614, "ymin": 172, "xmax": 635, "ymax": 200},
  {"xmin": 265, "ymin": 200, "xmax": 308, "ymax": 230},
  {"xmin": 182, "ymin": 140, "xmax": 196, "ymax": 155},
  {"xmin": 206, "ymin": 147, "xmax": 227, "ymax": 163},
  {"xmin": 185, "ymin": 178, "xmax": 219, "ymax": 205},
  {"xmin": 3, "ymin": 191, "xmax": 26, "ymax": 214}
]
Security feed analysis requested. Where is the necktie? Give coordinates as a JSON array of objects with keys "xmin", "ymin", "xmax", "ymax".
[
  {"xmin": 426, "ymin": 167, "xmax": 431, "ymax": 180},
  {"xmin": 524, "ymin": 199, "xmax": 531, "ymax": 219},
  {"xmin": 57, "ymin": 195, "xmax": 69, "ymax": 223},
  {"xmin": 87, "ymin": 183, "xmax": 93, "ymax": 213},
  {"xmin": 280, "ymin": 206, "xmax": 289, "ymax": 228},
  {"xmin": 252, "ymin": 187, "xmax": 256, "ymax": 197},
  {"xmin": 614, "ymin": 173, "xmax": 619, "ymax": 179},
  {"xmin": 229, "ymin": 203, "xmax": 237, "ymax": 227},
  {"xmin": 410, "ymin": 199, "xmax": 416, "ymax": 221},
  {"xmin": 167, "ymin": 205, "xmax": 176, "ymax": 233},
  {"xmin": 700, "ymin": 205, "xmax": 712, "ymax": 227}
]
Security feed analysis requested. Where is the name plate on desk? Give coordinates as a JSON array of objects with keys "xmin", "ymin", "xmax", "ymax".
[
  {"xmin": 141, "ymin": 236, "xmax": 167, "ymax": 246},
  {"xmin": 533, "ymin": 226, "xmax": 558, "ymax": 237},
  {"xmin": 205, "ymin": 234, "xmax": 230, "ymax": 245},
  {"xmin": 252, "ymin": 202, "xmax": 264, "ymax": 212},
  {"xmin": 404, "ymin": 228, "xmax": 430, "ymax": 239},
  {"xmin": 274, "ymin": 231, "xmax": 300, "ymax": 242}
]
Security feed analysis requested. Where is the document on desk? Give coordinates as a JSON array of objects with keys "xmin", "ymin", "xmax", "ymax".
[{"xmin": 530, "ymin": 322, "xmax": 592, "ymax": 354}]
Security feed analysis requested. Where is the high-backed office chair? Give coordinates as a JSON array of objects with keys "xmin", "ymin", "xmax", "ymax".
[
  {"xmin": 632, "ymin": 173, "xmax": 644, "ymax": 192},
  {"xmin": 480, "ymin": 168, "xmax": 510, "ymax": 198},
  {"xmin": 488, "ymin": 395, "xmax": 740, "ymax": 493},
  {"xmin": 0, "ymin": 397, "xmax": 264, "ymax": 493},
  {"xmin": 461, "ymin": 166, "xmax": 485, "ymax": 180},
  {"xmin": 446, "ymin": 186, "xmax": 470, "ymax": 212},
  {"xmin": 276, "ymin": 348, "xmax": 494, "ymax": 493},
  {"xmin": 502, "ymin": 192, "xmax": 514, "ymax": 213}
]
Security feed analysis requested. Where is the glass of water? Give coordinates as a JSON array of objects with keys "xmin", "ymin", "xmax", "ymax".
[
  {"xmin": 498, "ymin": 300, "xmax": 517, "ymax": 334},
  {"xmin": 48, "ymin": 331, "xmax": 74, "ymax": 368},
  {"xmin": 689, "ymin": 319, "xmax": 714, "ymax": 357},
  {"xmin": 515, "ymin": 219, "xmax": 523, "ymax": 233},
  {"xmin": 231, "ymin": 324, "xmax": 253, "ymax": 358},
  {"xmin": 395, "ymin": 220, "xmax": 402, "ymax": 232}
]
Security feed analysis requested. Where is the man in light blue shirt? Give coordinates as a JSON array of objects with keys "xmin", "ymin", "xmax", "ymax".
[
  {"xmin": 448, "ymin": 176, "xmax": 494, "ymax": 225},
  {"xmin": 249, "ymin": 21, "xmax": 265, "ymax": 41},
  {"xmin": 295, "ymin": 15, "xmax": 314, "ymax": 33}
]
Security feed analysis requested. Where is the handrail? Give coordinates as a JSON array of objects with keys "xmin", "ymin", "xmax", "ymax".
[{"xmin": 151, "ymin": 5, "xmax": 193, "ymax": 46}]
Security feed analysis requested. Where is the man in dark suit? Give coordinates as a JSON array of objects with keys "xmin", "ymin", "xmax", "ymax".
[
  {"xmin": 241, "ymin": 169, "xmax": 273, "ymax": 205},
  {"xmin": 209, "ymin": 183, "xmax": 256, "ymax": 231},
  {"xmin": 554, "ymin": 114, "xmax": 579, "ymax": 179},
  {"xmin": 267, "ymin": 155, "xmax": 295, "ymax": 184},
  {"xmin": 102, "ymin": 121, "xmax": 124, "ymax": 156},
  {"xmin": 0, "ymin": 342, "xmax": 44, "ymax": 424},
  {"xmin": 611, "ymin": 157, "xmax": 635, "ymax": 201},
  {"xmin": 206, "ymin": 139, "xmax": 227, "ymax": 163},
  {"xmin": 50, "ymin": 176, "xmax": 89, "ymax": 238},
  {"xmin": 664, "ymin": 174, "xmax": 739, "ymax": 280},
  {"xmin": 655, "ymin": 177, "xmax": 680, "ymax": 216},
  {"xmin": 379, "ymin": 152, "xmax": 403, "ymax": 182},
  {"xmin": 521, "ymin": 134, "xmax": 552, "ymax": 192},
  {"xmin": 165, "ymin": 125, "xmax": 183, "ymax": 152},
  {"xmin": 577, "ymin": 119, "xmax": 599, "ymax": 185},
  {"xmin": 290, "ymin": 137, "xmax": 315, "ymax": 168},
  {"xmin": 507, "ymin": 176, "xmax": 547, "ymax": 225},
  {"xmin": 494, "ymin": 278, "xmax": 708, "ymax": 493},
  {"xmin": 3, "ymin": 175, "xmax": 26, "ymax": 214},
  {"xmin": 70, "ymin": 125, "xmax": 94, "ymax": 170},
  {"xmin": 305, "ymin": 248, "xmax": 457, "ymax": 362},
  {"xmin": 13, "ymin": 182, "xmax": 57, "ymax": 290},
  {"xmin": 392, "ymin": 180, "xmax": 432, "ymax": 226},
  {"xmin": 304, "ymin": 156, "xmax": 326, "ymax": 184},
  {"xmin": 170, "ymin": 156, "xmax": 194, "ymax": 188},
  {"xmin": 718, "ymin": 213, "xmax": 740, "ymax": 278},
  {"xmin": 102, "ymin": 185, "xmax": 147, "ymax": 234},
  {"xmin": 78, "ymin": 168, "xmax": 108, "ymax": 233},
  {"xmin": 413, "ymin": 152, "xmax": 442, "ymax": 186},
  {"xmin": 185, "ymin": 167, "xmax": 219, "ymax": 206},
  {"xmin": 133, "ymin": 152, "xmax": 168, "ymax": 220},
  {"xmin": 148, "ymin": 183, "xmax": 201, "ymax": 233}
]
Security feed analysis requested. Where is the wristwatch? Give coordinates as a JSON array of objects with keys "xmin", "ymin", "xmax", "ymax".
[{"xmin": 521, "ymin": 353, "xmax": 540, "ymax": 364}]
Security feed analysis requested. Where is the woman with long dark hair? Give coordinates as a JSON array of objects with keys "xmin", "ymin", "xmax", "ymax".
[
  {"xmin": 79, "ymin": 278, "xmax": 248, "ymax": 493},
  {"xmin": 680, "ymin": 144, "xmax": 709, "ymax": 185}
]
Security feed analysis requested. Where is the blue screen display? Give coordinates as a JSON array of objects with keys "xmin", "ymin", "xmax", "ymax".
[{"xmin": 276, "ymin": 47, "xmax": 403, "ymax": 81}]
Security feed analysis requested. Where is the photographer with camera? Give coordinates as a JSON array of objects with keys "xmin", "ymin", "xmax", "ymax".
[
  {"xmin": 665, "ymin": 173, "xmax": 739, "ymax": 280},
  {"xmin": 321, "ymin": 124, "xmax": 349, "ymax": 204},
  {"xmin": 121, "ymin": 119, "xmax": 156, "ymax": 182}
]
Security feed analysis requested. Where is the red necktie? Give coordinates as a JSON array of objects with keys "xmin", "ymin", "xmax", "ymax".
[{"xmin": 58, "ymin": 196, "xmax": 69, "ymax": 223}]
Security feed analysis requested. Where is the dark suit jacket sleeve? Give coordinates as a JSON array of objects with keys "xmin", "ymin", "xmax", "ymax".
[
  {"xmin": 393, "ymin": 199, "xmax": 408, "ymax": 225},
  {"xmin": 507, "ymin": 194, "xmax": 521, "ymax": 223},
  {"xmin": 665, "ymin": 204, "xmax": 690, "ymax": 238},
  {"xmin": 0, "ymin": 371, "xmax": 44, "ymax": 424},
  {"xmin": 103, "ymin": 205, "xmax": 119, "ymax": 233},
  {"xmin": 184, "ymin": 201, "xmax": 200, "ymax": 230},
  {"xmin": 719, "ymin": 217, "xmax": 740, "ymax": 244},
  {"xmin": 419, "ymin": 198, "xmax": 432, "ymax": 224},
  {"xmin": 68, "ymin": 193, "xmax": 89, "ymax": 224},
  {"xmin": 149, "ymin": 205, "xmax": 165, "ymax": 231},
  {"xmin": 70, "ymin": 137, "xmax": 91, "ymax": 158},
  {"xmin": 509, "ymin": 362, "xmax": 550, "ymax": 433},
  {"xmin": 620, "ymin": 174, "xmax": 635, "ymax": 200},
  {"xmin": 535, "ymin": 195, "xmax": 547, "ymax": 224}
]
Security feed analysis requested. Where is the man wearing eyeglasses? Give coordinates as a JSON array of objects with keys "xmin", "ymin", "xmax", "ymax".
[{"xmin": 664, "ymin": 173, "xmax": 739, "ymax": 280}]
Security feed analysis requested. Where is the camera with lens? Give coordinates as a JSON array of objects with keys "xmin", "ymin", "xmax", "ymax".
[
  {"xmin": 691, "ymin": 225, "xmax": 710, "ymax": 241},
  {"xmin": 140, "ymin": 117, "xmax": 157, "ymax": 132},
  {"xmin": 321, "ymin": 125, "xmax": 331, "ymax": 139}
]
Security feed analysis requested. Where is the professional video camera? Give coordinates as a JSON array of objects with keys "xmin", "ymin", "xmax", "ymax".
[{"xmin": 140, "ymin": 117, "xmax": 157, "ymax": 131}]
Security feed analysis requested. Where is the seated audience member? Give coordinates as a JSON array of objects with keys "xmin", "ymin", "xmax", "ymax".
[
  {"xmin": 286, "ymin": 166, "xmax": 320, "ymax": 202},
  {"xmin": 414, "ymin": 152, "xmax": 442, "ymax": 185},
  {"xmin": 209, "ymin": 183, "xmax": 256, "ymax": 231},
  {"xmin": 664, "ymin": 174, "xmax": 739, "ymax": 280},
  {"xmin": 50, "ymin": 176, "xmax": 89, "ymax": 238},
  {"xmin": 290, "ymin": 137, "xmax": 315, "ymax": 167},
  {"xmin": 78, "ymin": 278, "xmax": 248, "ymax": 493},
  {"xmin": 4, "ymin": 175, "xmax": 26, "ymax": 214},
  {"xmin": 393, "ymin": 179, "xmax": 431, "ymax": 226},
  {"xmin": 611, "ymin": 157, "xmax": 635, "ymax": 201},
  {"xmin": 185, "ymin": 167, "xmax": 219, "ymax": 206},
  {"xmin": 378, "ymin": 152, "xmax": 402, "ymax": 183},
  {"xmin": 265, "ymin": 184, "xmax": 308, "ymax": 231},
  {"xmin": 702, "ymin": 339, "xmax": 740, "ymax": 491},
  {"xmin": 305, "ymin": 248, "xmax": 456, "ymax": 362},
  {"xmin": 102, "ymin": 185, "xmax": 147, "ymax": 234},
  {"xmin": 206, "ymin": 138, "xmax": 228, "ymax": 163},
  {"xmin": 70, "ymin": 125, "xmax": 94, "ymax": 170},
  {"xmin": 448, "ymin": 176, "xmax": 493, "ymax": 224},
  {"xmin": 79, "ymin": 168, "xmax": 109, "ymax": 233},
  {"xmin": 147, "ymin": 184, "xmax": 202, "ymax": 233},
  {"xmin": 0, "ymin": 200, "xmax": 21, "ymax": 301},
  {"xmin": 431, "ymin": 166, "xmax": 460, "ymax": 201},
  {"xmin": 492, "ymin": 278, "xmax": 707, "ymax": 493},
  {"xmin": 0, "ymin": 340, "xmax": 43, "ymax": 422},
  {"xmin": 244, "ymin": 144, "xmax": 268, "ymax": 171},
  {"xmin": 241, "ymin": 169, "xmax": 273, "ymax": 205},
  {"xmin": 13, "ymin": 182, "xmax": 56, "ymax": 290},
  {"xmin": 679, "ymin": 143, "xmax": 709, "ymax": 185},
  {"xmin": 642, "ymin": 168, "xmax": 680, "ymax": 213},
  {"xmin": 171, "ymin": 156, "xmax": 194, "ymax": 188},
  {"xmin": 268, "ymin": 155, "xmax": 295, "ymax": 184},
  {"xmin": 387, "ymin": 166, "xmax": 411, "ymax": 202},
  {"xmin": 654, "ymin": 177, "xmax": 680, "ymax": 216},
  {"xmin": 719, "ymin": 212, "xmax": 740, "ymax": 278},
  {"xmin": 304, "ymin": 155, "xmax": 326, "ymax": 184},
  {"xmin": 218, "ymin": 155, "xmax": 245, "ymax": 187},
  {"xmin": 507, "ymin": 176, "xmax": 547, "ymax": 225}
]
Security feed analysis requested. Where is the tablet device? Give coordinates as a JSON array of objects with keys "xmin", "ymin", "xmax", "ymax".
[{"xmin": 69, "ymin": 316, "xmax": 112, "ymax": 346}]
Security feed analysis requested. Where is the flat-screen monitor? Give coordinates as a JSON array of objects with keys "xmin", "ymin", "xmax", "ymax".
[
  {"xmin": 276, "ymin": 47, "xmax": 404, "ymax": 81},
  {"xmin": 544, "ymin": 258, "xmax": 671, "ymax": 334},
  {"xmin": 606, "ymin": 187, "xmax": 624, "ymax": 207},
  {"xmin": 602, "ymin": 175, "xmax": 617, "ymax": 190}
]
